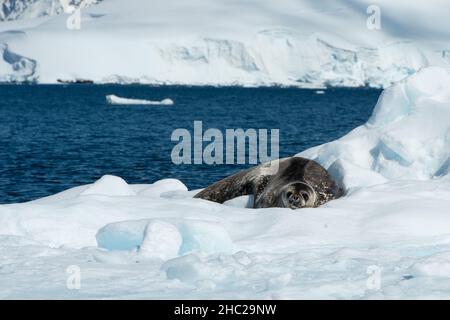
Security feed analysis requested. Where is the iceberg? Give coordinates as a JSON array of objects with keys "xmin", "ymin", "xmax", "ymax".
[
  {"xmin": 106, "ymin": 94, "xmax": 174, "ymax": 105},
  {"xmin": 0, "ymin": 67, "xmax": 450, "ymax": 299},
  {"xmin": 300, "ymin": 66, "xmax": 450, "ymax": 184}
]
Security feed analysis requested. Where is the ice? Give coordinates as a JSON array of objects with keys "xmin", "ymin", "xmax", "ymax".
[
  {"xmin": 414, "ymin": 252, "xmax": 450, "ymax": 278},
  {"xmin": 266, "ymin": 273, "xmax": 293, "ymax": 290},
  {"xmin": 96, "ymin": 220, "xmax": 146, "ymax": 251},
  {"xmin": 80, "ymin": 175, "xmax": 136, "ymax": 196},
  {"xmin": 161, "ymin": 253, "xmax": 245, "ymax": 286},
  {"xmin": 1, "ymin": 0, "xmax": 450, "ymax": 87},
  {"xmin": 0, "ymin": 0, "xmax": 101, "ymax": 21},
  {"xmin": 300, "ymin": 67, "xmax": 450, "ymax": 183},
  {"xmin": 178, "ymin": 220, "xmax": 233, "ymax": 255},
  {"xmin": 1, "ymin": 67, "xmax": 450, "ymax": 298},
  {"xmin": 138, "ymin": 179, "xmax": 188, "ymax": 197},
  {"xmin": 96, "ymin": 218, "xmax": 230, "ymax": 261},
  {"xmin": 223, "ymin": 195, "xmax": 254, "ymax": 208},
  {"xmin": 0, "ymin": 42, "xmax": 37, "ymax": 82},
  {"xmin": 106, "ymin": 95, "xmax": 174, "ymax": 105},
  {"xmin": 161, "ymin": 254, "xmax": 205, "ymax": 283},
  {"xmin": 138, "ymin": 221, "xmax": 182, "ymax": 260},
  {"xmin": 96, "ymin": 218, "xmax": 233, "ymax": 256}
]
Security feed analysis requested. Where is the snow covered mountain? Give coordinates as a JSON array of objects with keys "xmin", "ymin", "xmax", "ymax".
[
  {"xmin": 0, "ymin": 0, "xmax": 449, "ymax": 86},
  {"xmin": 0, "ymin": 0, "xmax": 100, "ymax": 21}
]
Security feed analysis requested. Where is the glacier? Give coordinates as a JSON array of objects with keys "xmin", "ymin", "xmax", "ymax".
[
  {"xmin": 0, "ymin": 66, "xmax": 450, "ymax": 299},
  {"xmin": 0, "ymin": 0, "xmax": 450, "ymax": 86},
  {"xmin": 0, "ymin": 0, "xmax": 102, "ymax": 21}
]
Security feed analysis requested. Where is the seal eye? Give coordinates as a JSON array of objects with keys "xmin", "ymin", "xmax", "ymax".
[{"xmin": 302, "ymin": 192, "xmax": 309, "ymax": 202}]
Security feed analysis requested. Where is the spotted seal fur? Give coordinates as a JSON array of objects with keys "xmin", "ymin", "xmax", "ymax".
[{"xmin": 194, "ymin": 157, "xmax": 343, "ymax": 209}]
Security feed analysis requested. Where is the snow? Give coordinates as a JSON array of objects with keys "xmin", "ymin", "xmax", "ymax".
[
  {"xmin": 300, "ymin": 66, "xmax": 450, "ymax": 183},
  {"xmin": 0, "ymin": 0, "xmax": 101, "ymax": 21},
  {"xmin": 0, "ymin": 66, "xmax": 450, "ymax": 298},
  {"xmin": 106, "ymin": 95, "xmax": 174, "ymax": 106},
  {"xmin": 138, "ymin": 221, "xmax": 182, "ymax": 261},
  {"xmin": 80, "ymin": 174, "xmax": 136, "ymax": 196},
  {"xmin": 97, "ymin": 217, "xmax": 233, "ymax": 256},
  {"xmin": 1, "ymin": 0, "xmax": 450, "ymax": 86},
  {"xmin": 0, "ymin": 42, "xmax": 37, "ymax": 82}
]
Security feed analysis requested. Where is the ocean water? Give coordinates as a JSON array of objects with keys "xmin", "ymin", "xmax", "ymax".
[{"xmin": 0, "ymin": 85, "xmax": 381, "ymax": 204}]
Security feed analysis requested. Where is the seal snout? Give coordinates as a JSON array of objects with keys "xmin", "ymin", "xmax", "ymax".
[
  {"xmin": 282, "ymin": 182, "xmax": 317, "ymax": 209},
  {"xmin": 287, "ymin": 191, "xmax": 305, "ymax": 207}
]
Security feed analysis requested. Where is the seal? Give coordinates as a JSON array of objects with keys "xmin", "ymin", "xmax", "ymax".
[{"xmin": 194, "ymin": 157, "xmax": 343, "ymax": 209}]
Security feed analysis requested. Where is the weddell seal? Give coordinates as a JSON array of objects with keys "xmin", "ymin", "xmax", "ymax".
[{"xmin": 194, "ymin": 157, "xmax": 343, "ymax": 209}]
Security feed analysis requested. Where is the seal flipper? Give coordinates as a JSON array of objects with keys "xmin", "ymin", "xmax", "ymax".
[{"xmin": 194, "ymin": 168, "xmax": 255, "ymax": 204}]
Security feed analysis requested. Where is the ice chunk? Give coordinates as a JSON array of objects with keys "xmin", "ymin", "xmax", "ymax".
[
  {"xmin": 96, "ymin": 220, "xmax": 146, "ymax": 251},
  {"xmin": 106, "ymin": 95, "xmax": 174, "ymax": 105},
  {"xmin": 96, "ymin": 218, "xmax": 233, "ymax": 255},
  {"xmin": 138, "ymin": 221, "xmax": 182, "ymax": 260},
  {"xmin": 81, "ymin": 175, "xmax": 136, "ymax": 196},
  {"xmin": 178, "ymin": 220, "xmax": 233, "ymax": 255}
]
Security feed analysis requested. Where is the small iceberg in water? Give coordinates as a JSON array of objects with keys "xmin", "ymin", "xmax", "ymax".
[{"xmin": 106, "ymin": 94, "xmax": 174, "ymax": 105}]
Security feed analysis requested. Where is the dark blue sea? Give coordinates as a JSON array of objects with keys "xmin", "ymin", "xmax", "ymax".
[{"xmin": 0, "ymin": 85, "xmax": 381, "ymax": 204}]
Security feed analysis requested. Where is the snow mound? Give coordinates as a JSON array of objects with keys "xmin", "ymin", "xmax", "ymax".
[
  {"xmin": 106, "ymin": 95, "xmax": 174, "ymax": 105},
  {"xmin": 223, "ymin": 195, "xmax": 254, "ymax": 208},
  {"xmin": 139, "ymin": 179, "xmax": 188, "ymax": 197},
  {"xmin": 300, "ymin": 66, "xmax": 450, "ymax": 187},
  {"xmin": 81, "ymin": 175, "xmax": 136, "ymax": 196}
]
